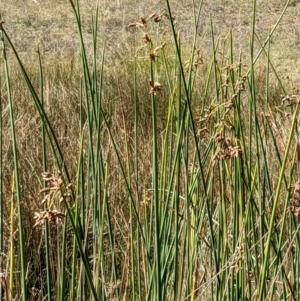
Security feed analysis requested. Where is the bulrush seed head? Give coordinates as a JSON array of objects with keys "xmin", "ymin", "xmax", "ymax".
[
  {"xmin": 142, "ymin": 34, "xmax": 151, "ymax": 44},
  {"xmin": 150, "ymin": 82, "xmax": 162, "ymax": 95},
  {"xmin": 140, "ymin": 16, "xmax": 147, "ymax": 27},
  {"xmin": 149, "ymin": 51, "xmax": 156, "ymax": 62}
]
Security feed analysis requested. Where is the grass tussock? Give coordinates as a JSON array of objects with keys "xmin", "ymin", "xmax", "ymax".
[{"xmin": 0, "ymin": 0, "xmax": 300, "ymax": 300}]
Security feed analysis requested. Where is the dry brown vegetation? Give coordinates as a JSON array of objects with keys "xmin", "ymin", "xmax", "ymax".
[{"xmin": 2, "ymin": 0, "xmax": 300, "ymax": 71}]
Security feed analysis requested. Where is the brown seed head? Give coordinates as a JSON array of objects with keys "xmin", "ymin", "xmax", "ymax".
[
  {"xmin": 142, "ymin": 34, "xmax": 151, "ymax": 43},
  {"xmin": 150, "ymin": 82, "xmax": 162, "ymax": 95},
  {"xmin": 149, "ymin": 51, "xmax": 156, "ymax": 62},
  {"xmin": 140, "ymin": 16, "xmax": 147, "ymax": 27}
]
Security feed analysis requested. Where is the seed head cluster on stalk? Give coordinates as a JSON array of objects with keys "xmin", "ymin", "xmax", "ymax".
[
  {"xmin": 128, "ymin": 12, "xmax": 170, "ymax": 95},
  {"xmin": 213, "ymin": 134, "xmax": 242, "ymax": 163},
  {"xmin": 33, "ymin": 172, "xmax": 72, "ymax": 227},
  {"xmin": 281, "ymin": 88, "xmax": 300, "ymax": 107}
]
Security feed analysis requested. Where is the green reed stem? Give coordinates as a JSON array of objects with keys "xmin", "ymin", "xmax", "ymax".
[
  {"xmin": 0, "ymin": 51, "xmax": 3, "ymax": 301},
  {"xmin": 0, "ymin": 25, "xmax": 27, "ymax": 301},
  {"xmin": 258, "ymin": 102, "xmax": 299, "ymax": 300},
  {"xmin": 37, "ymin": 49, "xmax": 53, "ymax": 301}
]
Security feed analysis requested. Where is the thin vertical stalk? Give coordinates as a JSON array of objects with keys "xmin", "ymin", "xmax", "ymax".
[
  {"xmin": 149, "ymin": 59, "xmax": 161, "ymax": 300},
  {"xmin": 59, "ymin": 220, "xmax": 67, "ymax": 301},
  {"xmin": 0, "ymin": 26, "xmax": 27, "ymax": 301},
  {"xmin": 173, "ymin": 60, "xmax": 181, "ymax": 301},
  {"xmin": 37, "ymin": 48, "xmax": 53, "ymax": 301},
  {"xmin": 9, "ymin": 181, "xmax": 14, "ymax": 301},
  {"xmin": 258, "ymin": 103, "xmax": 299, "ymax": 300},
  {"xmin": 0, "ymin": 55, "xmax": 3, "ymax": 301},
  {"xmin": 209, "ymin": 18, "xmax": 221, "ymax": 292},
  {"xmin": 133, "ymin": 57, "xmax": 142, "ymax": 301}
]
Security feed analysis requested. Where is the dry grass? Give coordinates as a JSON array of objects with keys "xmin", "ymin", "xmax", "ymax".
[{"xmin": 1, "ymin": 0, "xmax": 300, "ymax": 74}]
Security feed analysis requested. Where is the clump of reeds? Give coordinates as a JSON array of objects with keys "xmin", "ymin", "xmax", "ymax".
[{"xmin": 0, "ymin": 0, "xmax": 299, "ymax": 300}]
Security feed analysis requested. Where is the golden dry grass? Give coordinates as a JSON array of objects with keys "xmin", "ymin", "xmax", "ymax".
[{"xmin": 1, "ymin": 0, "xmax": 300, "ymax": 74}]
